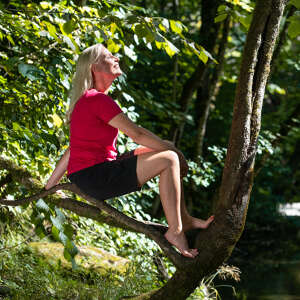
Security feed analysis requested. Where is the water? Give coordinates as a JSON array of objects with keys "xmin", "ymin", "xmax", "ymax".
[
  {"xmin": 279, "ymin": 203, "xmax": 300, "ymax": 217},
  {"xmin": 217, "ymin": 202, "xmax": 300, "ymax": 300},
  {"xmin": 217, "ymin": 258, "xmax": 300, "ymax": 299}
]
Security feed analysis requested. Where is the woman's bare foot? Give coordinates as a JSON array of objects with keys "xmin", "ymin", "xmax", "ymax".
[
  {"xmin": 164, "ymin": 229, "xmax": 198, "ymax": 258},
  {"xmin": 182, "ymin": 215, "xmax": 214, "ymax": 232}
]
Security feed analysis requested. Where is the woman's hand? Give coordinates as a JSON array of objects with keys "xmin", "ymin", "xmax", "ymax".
[
  {"xmin": 45, "ymin": 179, "xmax": 58, "ymax": 190},
  {"xmin": 108, "ymin": 114, "xmax": 189, "ymax": 177}
]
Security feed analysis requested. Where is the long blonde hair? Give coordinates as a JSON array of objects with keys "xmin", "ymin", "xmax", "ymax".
[{"xmin": 66, "ymin": 44, "xmax": 105, "ymax": 123}]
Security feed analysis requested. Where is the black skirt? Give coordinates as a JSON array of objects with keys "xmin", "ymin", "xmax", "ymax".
[{"xmin": 68, "ymin": 151, "xmax": 141, "ymax": 201}]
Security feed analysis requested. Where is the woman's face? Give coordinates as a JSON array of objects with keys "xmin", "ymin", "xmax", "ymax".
[{"xmin": 93, "ymin": 47, "xmax": 122, "ymax": 79}]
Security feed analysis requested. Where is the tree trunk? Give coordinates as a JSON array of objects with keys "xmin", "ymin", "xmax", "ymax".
[
  {"xmin": 194, "ymin": 16, "xmax": 231, "ymax": 161},
  {"xmin": 151, "ymin": 0, "xmax": 287, "ymax": 298},
  {"xmin": 271, "ymin": 5, "xmax": 296, "ymax": 74},
  {"xmin": 172, "ymin": 0, "xmax": 221, "ymax": 146}
]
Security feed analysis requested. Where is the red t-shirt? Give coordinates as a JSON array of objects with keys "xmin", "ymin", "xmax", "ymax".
[{"xmin": 67, "ymin": 89, "xmax": 122, "ymax": 176}]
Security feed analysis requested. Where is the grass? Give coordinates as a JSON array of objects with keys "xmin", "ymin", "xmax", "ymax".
[
  {"xmin": 0, "ymin": 242, "xmax": 162, "ymax": 300},
  {"xmin": 0, "ymin": 206, "xmax": 162, "ymax": 299},
  {"xmin": 0, "ymin": 206, "xmax": 236, "ymax": 300}
]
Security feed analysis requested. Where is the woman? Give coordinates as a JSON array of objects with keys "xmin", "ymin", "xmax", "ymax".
[{"xmin": 45, "ymin": 44, "xmax": 214, "ymax": 258}]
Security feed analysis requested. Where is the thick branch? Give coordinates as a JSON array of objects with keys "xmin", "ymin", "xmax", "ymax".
[
  {"xmin": 0, "ymin": 156, "xmax": 192, "ymax": 269},
  {"xmin": 218, "ymin": 0, "xmax": 287, "ymax": 210},
  {"xmin": 271, "ymin": 5, "xmax": 297, "ymax": 74},
  {"xmin": 0, "ymin": 183, "xmax": 167, "ymax": 233},
  {"xmin": 249, "ymin": 0, "xmax": 289, "ymax": 157}
]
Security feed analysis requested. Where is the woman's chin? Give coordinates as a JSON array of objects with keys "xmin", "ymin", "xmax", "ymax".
[{"xmin": 115, "ymin": 70, "xmax": 123, "ymax": 77}]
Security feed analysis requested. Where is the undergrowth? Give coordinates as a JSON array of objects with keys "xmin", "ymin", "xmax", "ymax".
[
  {"xmin": 0, "ymin": 244, "xmax": 159, "ymax": 300},
  {"xmin": 0, "ymin": 205, "xmax": 237, "ymax": 300}
]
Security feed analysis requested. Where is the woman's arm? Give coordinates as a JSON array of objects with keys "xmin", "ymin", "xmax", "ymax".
[
  {"xmin": 109, "ymin": 113, "xmax": 189, "ymax": 176},
  {"xmin": 45, "ymin": 147, "xmax": 70, "ymax": 190}
]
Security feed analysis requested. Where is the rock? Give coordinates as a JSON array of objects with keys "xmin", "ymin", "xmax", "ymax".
[
  {"xmin": 0, "ymin": 285, "xmax": 11, "ymax": 296},
  {"xmin": 28, "ymin": 242, "xmax": 129, "ymax": 274}
]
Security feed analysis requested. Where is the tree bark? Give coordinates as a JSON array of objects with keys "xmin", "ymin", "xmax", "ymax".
[
  {"xmin": 194, "ymin": 16, "xmax": 231, "ymax": 161},
  {"xmin": 271, "ymin": 5, "xmax": 297, "ymax": 74},
  {"xmin": 172, "ymin": 0, "xmax": 221, "ymax": 146}
]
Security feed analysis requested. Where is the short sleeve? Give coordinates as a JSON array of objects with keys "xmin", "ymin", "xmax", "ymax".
[{"xmin": 93, "ymin": 93, "xmax": 122, "ymax": 123}]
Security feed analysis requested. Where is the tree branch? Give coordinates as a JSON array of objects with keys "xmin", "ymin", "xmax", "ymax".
[{"xmin": 0, "ymin": 156, "xmax": 193, "ymax": 269}]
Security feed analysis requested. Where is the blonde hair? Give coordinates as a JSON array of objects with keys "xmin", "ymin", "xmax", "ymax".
[{"xmin": 66, "ymin": 44, "xmax": 105, "ymax": 123}]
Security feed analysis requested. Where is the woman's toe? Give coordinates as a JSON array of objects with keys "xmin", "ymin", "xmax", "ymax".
[
  {"xmin": 190, "ymin": 249, "xmax": 199, "ymax": 256},
  {"xmin": 182, "ymin": 250, "xmax": 195, "ymax": 258}
]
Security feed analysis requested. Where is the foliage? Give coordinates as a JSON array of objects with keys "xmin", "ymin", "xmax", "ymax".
[
  {"xmin": 0, "ymin": 0, "xmax": 216, "ymax": 267},
  {"xmin": 1, "ymin": 0, "xmax": 300, "ymax": 297},
  {"xmin": 0, "ymin": 243, "xmax": 160, "ymax": 299},
  {"xmin": 0, "ymin": 205, "xmax": 236, "ymax": 300}
]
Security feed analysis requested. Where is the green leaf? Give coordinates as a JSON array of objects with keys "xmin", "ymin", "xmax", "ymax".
[
  {"xmin": 7, "ymin": 35, "xmax": 15, "ymax": 45},
  {"xmin": 64, "ymin": 224, "xmax": 74, "ymax": 239},
  {"xmin": 71, "ymin": 257, "xmax": 78, "ymax": 270},
  {"xmin": 40, "ymin": 1, "xmax": 51, "ymax": 9},
  {"xmin": 170, "ymin": 20, "xmax": 182, "ymax": 34},
  {"xmin": 198, "ymin": 51, "xmax": 208, "ymax": 64},
  {"xmin": 287, "ymin": 16, "xmax": 300, "ymax": 39},
  {"xmin": 159, "ymin": 23, "xmax": 167, "ymax": 32},
  {"xmin": 44, "ymin": 21, "xmax": 57, "ymax": 39},
  {"xmin": 18, "ymin": 63, "xmax": 42, "ymax": 81},
  {"xmin": 55, "ymin": 207, "xmax": 66, "ymax": 224},
  {"xmin": 52, "ymin": 225, "xmax": 60, "ymax": 241},
  {"xmin": 134, "ymin": 23, "xmax": 154, "ymax": 43},
  {"xmin": 124, "ymin": 45, "xmax": 137, "ymax": 61},
  {"xmin": 52, "ymin": 113, "xmax": 63, "ymax": 127},
  {"xmin": 107, "ymin": 39, "xmax": 121, "ymax": 53},
  {"xmin": 12, "ymin": 122, "xmax": 22, "ymax": 132},
  {"xmin": 36, "ymin": 199, "xmax": 50, "ymax": 212},
  {"xmin": 66, "ymin": 239, "xmax": 79, "ymax": 257},
  {"xmin": 164, "ymin": 40, "xmax": 178, "ymax": 57},
  {"xmin": 63, "ymin": 247, "xmax": 72, "ymax": 261},
  {"xmin": 110, "ymin": 22, "xmax": 118, "ymax": 35},
  {"xmin": 62, "ymin": 19, "xmax": 76, "ymax": 35},
  {"xmin": 215, "ymin": 13, "xmax": 228, "ymax": 23},
  {"xmin": 59, "ymin": 231, "xmax": 68, "ymax": 245},
  {"xmin": 290, "ymin": 0, "xmax": 300, "ymax": 9},
  {"xmin": 122, "ymin": 92, "xmax": 134, "ymax": 102},
  {"xmin": 161, "ymin": 18, "xmax": 169, "ymax": 30},
  {"xmin": 159, "ymin": 18, "xmax": 169, "ymax": 32},
  {"xmin": 35, "ymin": 225, "xmax": 46, "ymax": 239},
  {"xmin": 239, "ymin": 15, "xmax": 252, "ymax": 29},
  {"xmin": 155, "ymin": 40, "xmax": 163, "ymax": 49},
  {"xmin": 154, "ymin": 32, "xmax": 165, "ymax": 43},
  {"xmin": 218, "ymin": 5, "xmax": 228, "ymax": 12},
  {"xmin": 50, "ymin": 215, "xmax": 63, "ymax": 231},
  {"xmin": 63, "ymin": 36, "xmax": 77, "ymax": 51}
]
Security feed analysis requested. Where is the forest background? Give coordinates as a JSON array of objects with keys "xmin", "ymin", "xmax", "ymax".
[{"xmin": 0, "ymin": 0, "xmax": 299, "ymax": 299}]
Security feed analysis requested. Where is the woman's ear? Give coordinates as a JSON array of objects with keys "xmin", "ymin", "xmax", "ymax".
[{"xmin": 91, "ymin": 63, "xmax": 97, "ymax": 73}]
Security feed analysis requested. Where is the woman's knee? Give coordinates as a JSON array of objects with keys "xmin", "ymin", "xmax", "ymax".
[{"xmin": 162, "ymin": 150, "xmax": 180, "ymax": 167}]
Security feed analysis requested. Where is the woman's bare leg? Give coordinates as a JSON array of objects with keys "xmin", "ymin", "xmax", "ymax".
[
  {"xmin": 180, "ymin": 181, "xmax": 214, "ymax": 231},
  {"xmin": 134, "ymin": 146, "xmax": 214, "ymax": 232},
  {"xmin": 136, "ymin": 150, "xmax": 198, "ymax": 258}
]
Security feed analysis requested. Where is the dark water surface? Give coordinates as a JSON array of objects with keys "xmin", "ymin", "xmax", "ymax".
[{"xmin": 217, "ymin": 256, "xmax": 300, "ymax": 300}]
